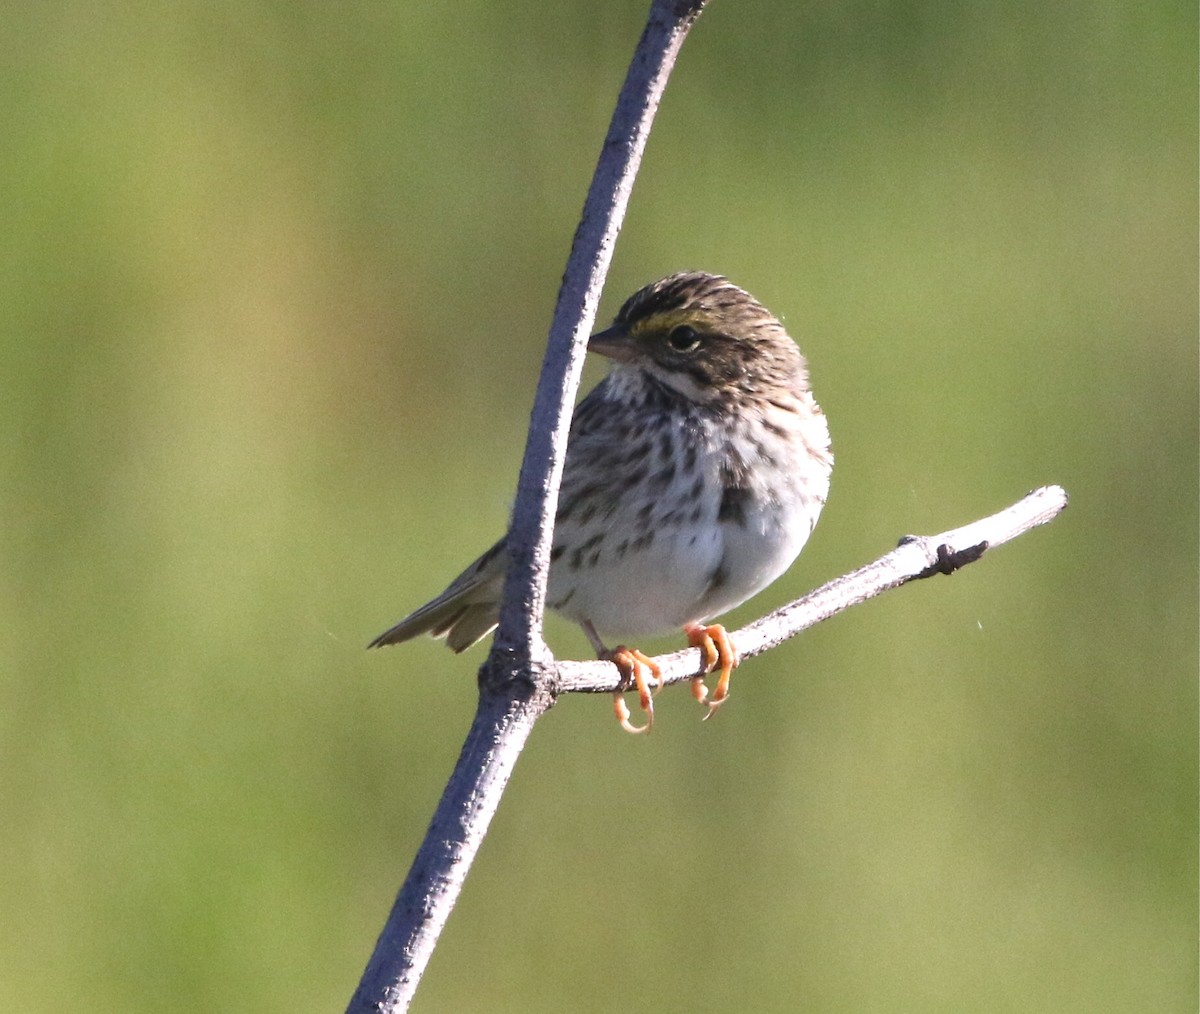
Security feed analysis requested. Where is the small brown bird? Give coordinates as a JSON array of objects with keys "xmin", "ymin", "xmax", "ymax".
[{"xmin": 371, "ymin": 272, "xmax": 832, "ymax": 732}]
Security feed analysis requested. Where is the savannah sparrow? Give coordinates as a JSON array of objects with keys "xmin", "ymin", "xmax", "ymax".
[{"xmin": 371, "ymin": 272, "xmax": 832, "ymax": 733}]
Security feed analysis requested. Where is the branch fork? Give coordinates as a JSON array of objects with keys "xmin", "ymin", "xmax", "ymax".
[{"xmin": 346, "ymin": 0, "xmax": 1067, "ymax": 1007}]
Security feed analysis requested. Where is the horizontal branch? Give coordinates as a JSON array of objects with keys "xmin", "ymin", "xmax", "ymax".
[{"xmin": 557, "ymin": 484, "xmax": 1069, "ymax": 694}]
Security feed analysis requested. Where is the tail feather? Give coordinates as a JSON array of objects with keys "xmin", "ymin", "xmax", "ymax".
[
  {"xmin": 442, "ymin": 604, "xmax": 501, "ymax": 653},
  {"xmin": 369, "ymin": 537, "xmax": 507, "ymax": 651},
  {"xmin": 368, "ymin": 599, "xmax": 472, "ymax": 649}
]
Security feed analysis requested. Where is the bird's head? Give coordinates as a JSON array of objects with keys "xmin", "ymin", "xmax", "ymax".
[{"xmin": 589, "ymin": 272, "xmax": 807, "ymax": 403}]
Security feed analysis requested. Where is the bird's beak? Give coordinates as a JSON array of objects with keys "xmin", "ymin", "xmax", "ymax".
[{"xmin": 588, "ymin": 324, "xmax": 636, "ymax": 363}]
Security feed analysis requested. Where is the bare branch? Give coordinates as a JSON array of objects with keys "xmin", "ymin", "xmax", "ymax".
[
  {"xmin": 345, "ymin": 682, "xmax": 553, "ymax": 1014},
  {"xmin": 557, "ymin": 485, "xmax": 1070, "ymax": 694},
  {"xmin": 347, "ymin": 4, "xmax": 709, "ymax": 1012},
  {"xmin": 349, "ymin": 3, "xmax": 1070, "ymax": 1011},
  {"xmin": 493, "ymin": 0, "xmax": 710, "ymax": 663}
]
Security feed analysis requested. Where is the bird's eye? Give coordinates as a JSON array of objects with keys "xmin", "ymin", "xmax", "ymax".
[{"xmin": 666, "ymin": 324, "xmax": 701, "ymax": 353}]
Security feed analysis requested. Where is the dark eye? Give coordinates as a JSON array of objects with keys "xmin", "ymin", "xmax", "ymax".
[{"xmin": 666, "ymin": 324, "xmax": 701, "ymax": 352}]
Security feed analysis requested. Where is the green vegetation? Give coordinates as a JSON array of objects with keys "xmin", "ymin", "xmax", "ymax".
[{"xmin": 1, "ymin": 3, "xmax": 1194, "ymax": 1011}]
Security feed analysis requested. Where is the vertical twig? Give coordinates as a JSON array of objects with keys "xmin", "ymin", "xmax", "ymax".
[
  {"xmin": 347, "ymin": 4, "xmax": 708, "ymax": 1012},
  {"xmin": 495, "ymin": 0, "xmax": 709, "ymax": 662}
]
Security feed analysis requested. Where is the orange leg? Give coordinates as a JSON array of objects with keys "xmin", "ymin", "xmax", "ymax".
[
  {"xmin": 605, "ymin": 646, "xmax": 662, "ymax": 735},
  {"xmin": 581, "ymin": 621, "xmax": 663, "ymax": 735},
  {"xmin": 684, "ymin": 622, "xmax": 741, "ymax": 720}
]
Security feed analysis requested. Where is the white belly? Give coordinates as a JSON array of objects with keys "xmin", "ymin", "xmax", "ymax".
[{"xmin": 546, "ymin": 404, "xmax": 829, "ymax": 639}]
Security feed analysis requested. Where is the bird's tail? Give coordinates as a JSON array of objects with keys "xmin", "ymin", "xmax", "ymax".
[{"xmin": 368, "ymin": 538, "xmax": 507, "ymax": 653}]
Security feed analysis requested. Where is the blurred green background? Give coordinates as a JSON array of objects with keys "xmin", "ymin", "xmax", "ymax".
[{"xmin": 1, "ymin": 2, "xmax": 1195, "ymax": 1011}]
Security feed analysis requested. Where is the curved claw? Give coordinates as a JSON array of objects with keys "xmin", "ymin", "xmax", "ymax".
[
  {"xmin": 606, "ymin": 645, "xmax": 662, "ymax": 735},
  {"xmin": 613, "ymin": 693, "xmax": 650, "ymax": 735},
  {"xmin": 685, "ymin": 622, "xmax": 741, "ymax": 720}
]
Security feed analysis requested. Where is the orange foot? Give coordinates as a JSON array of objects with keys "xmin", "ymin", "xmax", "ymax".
[
  {"xmin": 605, "ymin": 646, "xmax": 662, "ymax": 735},
  {"xmin": 685, "ymin": 622, "xmax": 741, "ymax": 720}
]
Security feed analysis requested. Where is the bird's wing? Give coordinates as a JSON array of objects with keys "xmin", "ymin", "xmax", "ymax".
[{"xmin": 370, "ymin": 378, "xmax": 624, "ymax": 653}]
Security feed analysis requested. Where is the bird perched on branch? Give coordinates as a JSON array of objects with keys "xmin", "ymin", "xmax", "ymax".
[{"xmin": 371, "ymin": 272, "xmax": 832, "ymax": 733}]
